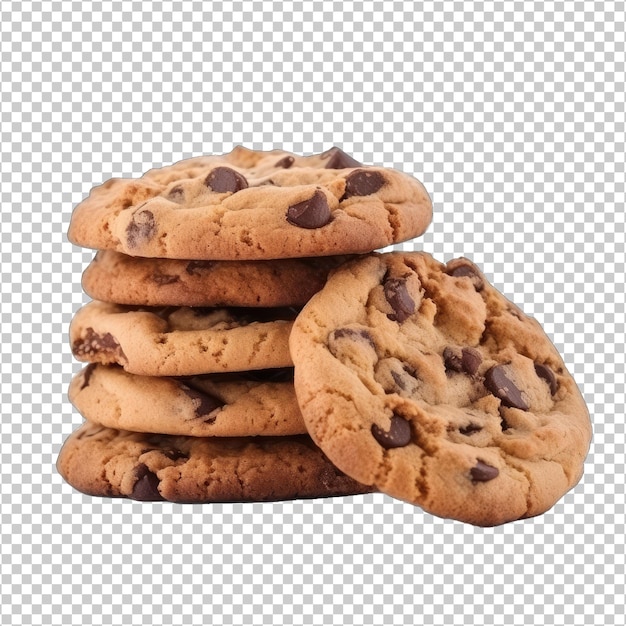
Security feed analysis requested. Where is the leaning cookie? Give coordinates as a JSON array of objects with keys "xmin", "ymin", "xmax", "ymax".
[
  {"xmin": 82, "ymin": 250, "xmax": 352, "ymax": 308},
  {"xmin": 289, "ymin": 252, "xmax": 591, "ymax": 526},
  {"xmin": 70, "ymin": 301, "xmax": 296, "ymax": 376},
  {"xmin": 67, "ymin": 146, "xmax": 432, "ymax": 260},
  {"xmin": 56, "ymin": 422, "xmax": 374, "ymax": 502},
  {"xmin": 69, "ymin": 364, "xmax": 306, "ymax": 437}
]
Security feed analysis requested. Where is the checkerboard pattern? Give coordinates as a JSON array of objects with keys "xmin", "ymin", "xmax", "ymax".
[{"xmin": 2, "ymin": 1, "xmax": 624, "ymax": 624}]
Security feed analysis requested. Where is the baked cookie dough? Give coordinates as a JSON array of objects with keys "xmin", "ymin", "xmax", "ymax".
[
  {"xmin": 56, "ymin": 421, "xmax": 373, "ymax": 502},
  {"xmin": 69, "ymin": 364, "xmax": 306, "ymax": 437},
  {"xmin": 289, "ymin": 252, "xmax": 591, "ymax": 526},
  {"xmin": 81, "ymin": 250, "xmax": 351, "ymax": 308},
  {"xmin": 68, "ymin": 147, "xmax": 432, "ymax": 260},
  {"xmin": 70, "ymin": 300, "xmax": 296, "ymax": 376}
]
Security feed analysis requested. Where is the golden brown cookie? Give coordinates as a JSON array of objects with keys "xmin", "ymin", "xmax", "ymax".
[
  {"xmin": 81, "ymin": 250, "xmax": 352, "ymax": 308},
  {"xmin": 70, "ymin": 301, "xmax": 296, "ymax": 376},
  {"xmin": 68, "ymin": 147, "xmax": 432, "ymax": 260},
  {"xmin": 56, "ymin": 422, "xmax": 373, "ymax": 502},
  {"xmin": 289, "ymin": 252, "xmax": 591, "ymax": 526},
  {"xmin": 69, "ymin": 364, "xmax": 306, "ymax": 437}
]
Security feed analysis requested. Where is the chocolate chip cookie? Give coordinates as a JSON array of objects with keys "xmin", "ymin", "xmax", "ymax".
[
  {"xmin": 70, "ymin": 364, "xmax": 306, "ymax": 437},
  {"xmin": 81, "ymin": 250, "xmax": 351, "ymax": 308},
  {"xmin": 67, "ymin": 147, "xmax": 432, "ymax": 260},
  {"xmin": 70, "ymin": 301, "xmax": 297, "ymax": 376},
  {"xmin": 56, "ymin": 422, "xmax": 373, "ymax": 502},
  {"xmin": 289, "ymin": 252, "xmax": 591, "ymax": 526}
]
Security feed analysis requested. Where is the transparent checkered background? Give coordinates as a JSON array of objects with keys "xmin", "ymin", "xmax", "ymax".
[{"xmin": 1, "ymin": 1, "xmax": 624, "ymax": 624}]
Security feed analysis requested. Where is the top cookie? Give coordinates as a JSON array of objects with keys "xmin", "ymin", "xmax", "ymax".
[
  {"xmin": 289, "ymin": 252, "xmax": 591, "ymax": 526},
  {"xmin": 67, "ymin": 147, "xmax": 432, "ymax": 260}
]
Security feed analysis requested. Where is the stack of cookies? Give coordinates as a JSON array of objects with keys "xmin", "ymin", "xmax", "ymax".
[
  {"xmin": 59, "ymin": 146, "xmax": 591, "ymax": 525},
  {"xmin": 59, "ymin": 146, "xmax": 432, "ymax": 504}
]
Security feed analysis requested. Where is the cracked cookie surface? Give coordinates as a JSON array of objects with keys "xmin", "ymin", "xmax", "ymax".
[
  {"xmin": 67, "ymin": 146, "xmax": 432, "ymax": 260},
  {"xmin": 69, "ymin": 364, "xmax": 306, "ymax": 437},
  {"xmin": 70, "ymin": 300, "xmax": 296, "ymax": 376},
  {"xmin": 56, "ymin": 422, "xmax": 373, "ymax": 502},
  {"xmin": 289, "ymin": 252, "xmax": 591, "ymax": 526},
  {"xmin": 81, "ymin": 250, "xmax": 351, "ymax": 308}
]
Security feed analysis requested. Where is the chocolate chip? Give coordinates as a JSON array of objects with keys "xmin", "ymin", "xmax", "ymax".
[
  {"xmin": 343, "ymin": 169, "xmax": 386, "ymax": 198},
  {"xmin": 445, "ymin": 347, "xmax": 482, "ymax": 375},
  {"xmin": 470, "ymin": 461, "xmax": 499, "ymax": 482},
  {"xmin": 275, "ymin": 155, "xmax": 295, "ymax": 168},
  {"xmin": 443, "ymin": 347, "xmax": 462, "ymax": 372},
  {"xmin": 320, "ymin": 147, "xmax": 362, "ymax": 169},
  {"xmin": 443, "ymin": 347, "xmax": 463, "ymax": 372},
  {"xmin": 72, "ymin": 328, "xmax": 126, "ymax": 361},
  {"xmin": 180, "ymin": 384, "xmax": 223, "ymax": 417},
  {"xmin": 390, "ymin": 369, "xmax": 407, "ymax": 390},
  {"xmin": 390, "ymin": 362, "xmax": 418, "ymax": 391},
  {"xmin": 448, "ymin": 265, "xmax": 475, "ymax": 279},
  {"xmin": 446, "ymin": 260, "xmax": 485, "ymax": 291},
  {"xmin": 205, "ymin": 167, "xmax": 249, "ymax": 193},
  {"xmin": 152, "ymin": 273, "xmax": 180, "ymax": 285},
  {"xmin": 462, "ymin": 348, "xmax": 482, "ymax": 375},
  {"xmin": 167, "ymin": 185, "xmax": 185, "ymax": 202},
  {"xmin": 374, "ymin": 358, "xmax": 420, "ymax": 398},
  {"xmin": 499, "ymin": 408, "xmax": 511, "ymax": 431},
  {"xmin": 534, "ymin": 363, "xmax": 557, "ymax": 395},
  {"xmin": 80, "ymin": 363, "xmax": 96, "ymax": 390},
  {"xmin": 371, "ymin": 415, "xmax": 412, "ymax": 449},
  {"xmin": 286, "ymin": 190, "xmax": 332, "ymax": 229},
  {"xmin": 384, "ymin": 277, "xmax": 415, "ymax": 322},
  {"xmin": 126, "ymin": 209, "xmax": 156, "ymax": 249},
  {"xmin": 329, "ymin": 327, "xmax": 378, "ymax": 364},
  {"xmin": 92, "ymin": 331, "xmax": 120, "ymax": 351},
  {"xmin": 131, "ymin": 464, "xmax": 164, "ymax": 501},
  {"xmin": 185, "ymin": 260, "xmax": 214, "ymax": 275},
  {"xmin": 460, "ymin": 423, "xmax": 482, "ymax": 435},
  {"xmin": 484, "ymin": 365, "xmax": 529, "ymax": 411},
  {"xmin": 331, "ymin": 327, "xmax": 376, "ymax": 349}
]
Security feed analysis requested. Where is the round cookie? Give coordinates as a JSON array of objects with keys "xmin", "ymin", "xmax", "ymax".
[
  {"xmin": 69, "ymin": 364, "xmax": 306, "ymax": 437},
  {"xmin": 289, "ymin": 252, "xmax": 592, "ymax": 526},
  {"xmin": 81, "ymin": 250, "xmax": 352, "ymax": 308},
  {"xmin": 70, "ymin": 300, "xmax": 296, "ymax": 376},
  {"xmin": 56, "ymin": 422, "xmax": 373, "ymax": 502},
  {"xmin": 67, "ymin": 146, "xmax": 432, "ymax": 260}
]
